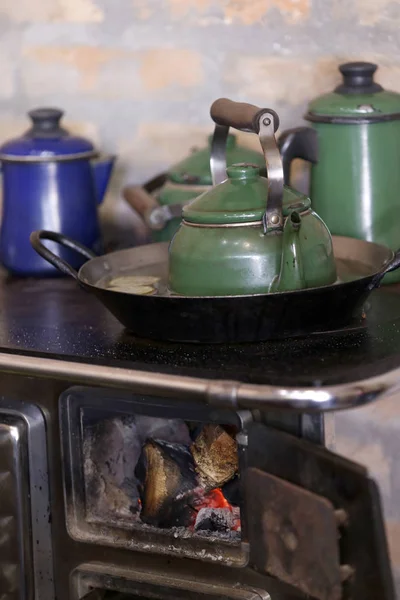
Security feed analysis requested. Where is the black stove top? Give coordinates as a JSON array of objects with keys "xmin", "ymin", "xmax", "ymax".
[{"xmin": 1, "ymin": 274, "xmax": 400, "ymax": 386}]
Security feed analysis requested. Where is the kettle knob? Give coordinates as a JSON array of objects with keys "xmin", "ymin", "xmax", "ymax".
[
  {"xmin": 335, "ymin": 62, "xmax": 383, "ymax": 94},
  {"xmin": 27, "ymin": 108, "xmax": 67, "ymax": 137}
]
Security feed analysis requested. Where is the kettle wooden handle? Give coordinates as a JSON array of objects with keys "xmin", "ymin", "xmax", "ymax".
[
  {"xmin": 210, "ymin": 98, "xmax": 280, "ymax": 133},
  {"xmin": 122, "ymin": 184, "xmax": 159, "ymax": 219}
]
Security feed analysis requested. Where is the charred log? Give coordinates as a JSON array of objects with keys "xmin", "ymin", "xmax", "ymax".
[
  {"xmin": 222, "ymin": 475, "xmax": 242, "ymax": 507},
  {"xmin": 139, "ymin": 439, "xmax": 200, "ymax": 528},
  {"xmin": 191, "ymin": 424, "xmax": 238, "ymax": 491}
]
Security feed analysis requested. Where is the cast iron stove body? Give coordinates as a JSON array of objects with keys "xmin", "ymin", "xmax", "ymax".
[{"xmin": 0, "ymin": 276, "xmax": 399, "ymax": 600}]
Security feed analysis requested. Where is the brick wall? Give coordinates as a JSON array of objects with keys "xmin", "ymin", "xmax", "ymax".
[
  {"xmin": 1, "ymin": 0, "xmax": 399, "ymax": 589},
  {"xmin": 2, "ymin": 0, "xmax": 400, "ymax": 239}
]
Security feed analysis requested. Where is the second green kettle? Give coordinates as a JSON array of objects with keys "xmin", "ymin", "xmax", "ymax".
[{"xmin": 123, "ymin": 134, "xmax": 265, "ymax": 243}]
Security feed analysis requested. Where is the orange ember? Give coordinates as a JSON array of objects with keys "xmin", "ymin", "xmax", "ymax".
[
  {"xmin": 191, "ymin": 487, "xmax": 241, "ymax": 531},
  {"xmin": 201, "ymin": 488, "xmax": 232, "ymax": 510}
]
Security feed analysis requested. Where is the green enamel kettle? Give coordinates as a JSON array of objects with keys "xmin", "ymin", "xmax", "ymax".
[
  {"xmin": 123, "ymin": 134, "xmax": 265, "ymax": 243},
  {"xmin": 279, "ymin": 61, "xmax": 400, "ymax": 284},
  {"xmin": 168, "ymin": 99, "xmax": 337, "ymax": 297}
]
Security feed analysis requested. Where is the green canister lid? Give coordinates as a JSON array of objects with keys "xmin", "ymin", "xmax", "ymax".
[{"xmin": 305, "ymin": 62, "xmax": 400, "ymax": 124}]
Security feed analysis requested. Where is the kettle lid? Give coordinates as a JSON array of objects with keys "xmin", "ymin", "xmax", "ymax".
[
  {"xmin": 168, "ymin": 134, "xmax": 265, "ymax": 186},
  {"xmin": 183, "ymin": 163, "xmax": 310, "ymax": 225},
  {"xmin": 0, "ymin": 108, "xmax": 96, "ymax": 161},
  {"xmin": 305, "ymin": 62, "xmax": 400, "ymax": 124}
]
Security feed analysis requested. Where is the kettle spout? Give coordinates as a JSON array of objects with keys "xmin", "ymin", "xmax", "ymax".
[
  {"xmin": 270, "ymin": 211, "xmax": 306, "ymax": 293},
  {"xmin": 91, "ymin": 154, "xmax": 116, "ymax": 205}
]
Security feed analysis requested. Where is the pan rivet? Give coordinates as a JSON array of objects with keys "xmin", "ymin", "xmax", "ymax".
[
  {"xmin": 263, "ymin": 117, "xmax": 271, "ymax": 126},
  {"xmin": 270, "ymin": 214, "xmax": 280, "ymax": 225}
]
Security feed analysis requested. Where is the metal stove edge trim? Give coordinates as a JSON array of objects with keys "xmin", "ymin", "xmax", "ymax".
[
  {"xmin": 71, "ymin": 561, "xmax": 272, "ymax": 600},
  {"xmin": 0, "ymin": 350, "xmax": 399, "ymax": 412},
  {"xmin": 0, "ymin": 397, "xmax": 55, "ymax": 599}
]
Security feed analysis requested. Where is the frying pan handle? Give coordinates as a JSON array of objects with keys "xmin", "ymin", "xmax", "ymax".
[
  {"xmin": 370, "ymin": 248, "xmax": 400, "ymax": 288},
  {"xmin": 30, "ymin": 230, "xmax": 96, "ymax": 281}
]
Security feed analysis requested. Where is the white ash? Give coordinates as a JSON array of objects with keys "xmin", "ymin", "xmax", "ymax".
[
  {"xmin": 87, "ymin": 416, "xmax": 141, "ymax": 486},
  {"xmin": 83, "ymin": 415, "xmax": 191, "ymax": 525},
  {"xmin": 139, "ymin": 521, "xmax": 241, "ymax": 544},
  {"xmin": 83, "ymin": 420, "xmax": 141, "ymax": 524}
]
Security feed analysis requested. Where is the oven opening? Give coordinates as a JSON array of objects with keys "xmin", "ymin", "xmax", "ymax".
[{"xmin": 82, "ymin": 412, "xmax": 242, "ymax": 544}]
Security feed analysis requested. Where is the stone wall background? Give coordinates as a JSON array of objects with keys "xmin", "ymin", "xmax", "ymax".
[{"xmin": 1, "ymin": 0, "xmax": 399, "ymax": 591}]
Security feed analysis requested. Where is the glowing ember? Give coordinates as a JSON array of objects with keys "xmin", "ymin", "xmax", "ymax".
[
  {"xmin": 200, "ymin": 488, "xmax": 232, "ymax": 510},
  {"xmin": 191, "ymin": 487, "xmax": 241, "ymax": 532}
]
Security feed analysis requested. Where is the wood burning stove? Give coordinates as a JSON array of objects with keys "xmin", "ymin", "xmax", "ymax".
[
  {"xmin": 0, "ymin": 370, "xmax": 395, "ymax": 600},
  {"xmin": 0, "ymin": 276, "xmax": 399, "ymax": 600}
]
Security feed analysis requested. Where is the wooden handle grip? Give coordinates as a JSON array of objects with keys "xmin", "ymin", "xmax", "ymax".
[
  {"xmin": 122, "ymin": 185, "xmax": 159, "ymax": 218},
  {"xmin": 210, "ymin": 98, "xmax": 280, "ymax": 133}
]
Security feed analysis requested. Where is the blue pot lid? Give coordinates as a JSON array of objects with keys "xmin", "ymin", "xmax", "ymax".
[{"xmin": 0, "ymin": 108, "xmax": 97, "ymax": 162}]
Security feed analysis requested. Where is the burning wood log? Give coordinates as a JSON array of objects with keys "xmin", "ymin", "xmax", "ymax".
[
  {"xmin": 191, "ymin": 424, "xmax": 238, "ymax": 491},
  {"xmin": 139, "ymin": 439, "xmax": 200, "ymax": 528}
]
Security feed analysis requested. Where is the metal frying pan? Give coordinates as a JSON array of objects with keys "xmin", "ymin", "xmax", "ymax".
[{"xmin": 30, "ymin": 230, "xmax": 400, "ymax": 343}]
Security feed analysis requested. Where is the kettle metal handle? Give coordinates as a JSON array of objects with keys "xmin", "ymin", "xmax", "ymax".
[{"xmin": 210, "ymin": 98, "xmax": 284, "ymax": 232}]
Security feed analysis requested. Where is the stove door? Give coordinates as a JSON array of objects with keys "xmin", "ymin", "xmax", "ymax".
[
  {"xmin": 243, "ymin": 423, "xmax": 395, "ymax": 600},
  {"xmin": 0, "ymin": 399, "xmax": 54, "ymax": 599}
]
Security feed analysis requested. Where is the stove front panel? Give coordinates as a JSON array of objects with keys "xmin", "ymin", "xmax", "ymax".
[
  {"xmin": 0, "ymin": 400, "xmax": 54, "ymax": 600},
  {"xmin": 0, "ymin": 418, "xmax": 30, "ymax": 599},
  {"xmin": 0, "ymin": 372, "xmax": 393, "ymax": 600}
]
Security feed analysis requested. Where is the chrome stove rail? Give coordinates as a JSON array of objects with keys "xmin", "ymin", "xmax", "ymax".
[{"xmin": 0, "ymin": 351, "xmax": 399, "ymax": 412}]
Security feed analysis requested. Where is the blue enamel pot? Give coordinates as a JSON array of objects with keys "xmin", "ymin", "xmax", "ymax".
[{"xmin": 0, "ymin": 108, "xmax": 116, "ymax": 276}]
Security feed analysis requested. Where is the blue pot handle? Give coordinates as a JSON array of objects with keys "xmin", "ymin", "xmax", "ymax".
[{"xmin": 30, "ymin": 230, "xmax": 96, "ymax": 281}]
